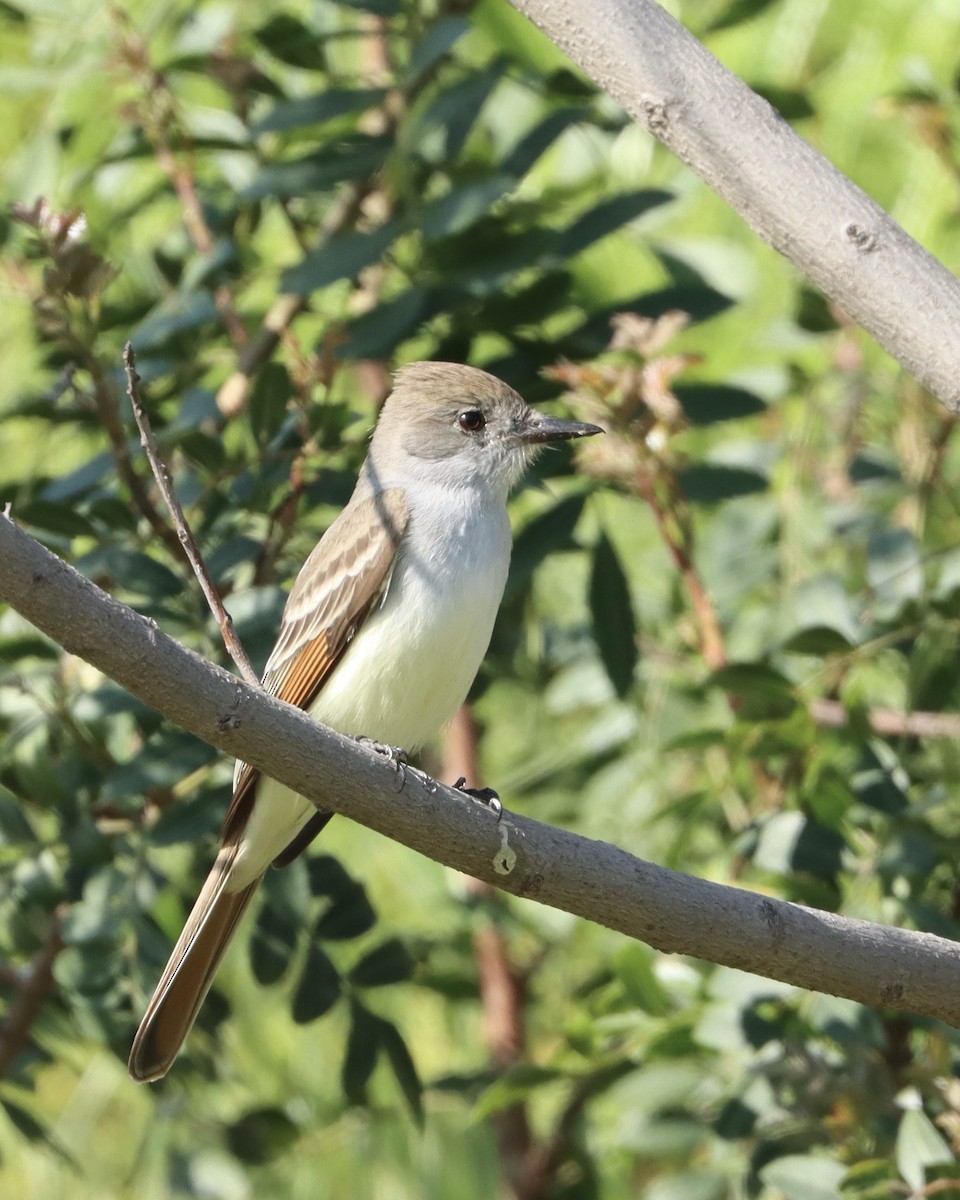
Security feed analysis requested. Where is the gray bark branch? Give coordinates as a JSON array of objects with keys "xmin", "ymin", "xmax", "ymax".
[
  {"xmin": 3, "ymin": 515, "xmax": 960, "ymax": 1024},
  {"xmin": 508, "ymin": 0, "xmax": 960, "ymax": 413}
]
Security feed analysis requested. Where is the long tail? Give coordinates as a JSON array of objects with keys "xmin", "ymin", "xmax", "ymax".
[{"xmin": 128, "ymin": 847, "xmax": 260, "ymax": 1083}]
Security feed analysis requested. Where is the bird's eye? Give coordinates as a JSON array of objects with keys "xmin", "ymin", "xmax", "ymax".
[{"xmin": 458, "ymin": 410, "xmax": 486, "ymax": 432}]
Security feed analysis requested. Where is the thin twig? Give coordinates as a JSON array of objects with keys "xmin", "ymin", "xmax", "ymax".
[
  {"xmin": 122, "ymin": 342, "xmax": 259, "ymax": 687},
  {"xmin": 809, "ymin": 698, "xmax": 960, "ymax": 741},
  {"xmin": 80, "ymin": 347, "xmax": 183, "ymax": 559},
  {"xmin": 633, "ymin": 469, "xmax": 727, "ymax": 671}
]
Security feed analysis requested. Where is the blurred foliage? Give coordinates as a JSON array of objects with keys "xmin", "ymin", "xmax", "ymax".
[{"xmin": 3, "ymin": 0, "xmax": 960, "ymax": 1198}]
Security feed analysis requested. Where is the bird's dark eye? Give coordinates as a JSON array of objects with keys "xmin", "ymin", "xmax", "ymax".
[{"xmin": 458, "ymin": 410, "xmax": 486, "ymax": 432}]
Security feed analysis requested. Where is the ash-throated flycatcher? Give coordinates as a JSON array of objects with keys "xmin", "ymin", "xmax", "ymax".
[{"xmin": 129, "ymin": 361, "xmax": 601, "ymax": 1081}]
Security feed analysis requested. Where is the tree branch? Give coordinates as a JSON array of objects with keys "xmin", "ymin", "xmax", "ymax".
[
  {"xmin": 3, "ymin": 514, "xmax": 960, "ymax": 1025},
  {"xmin": 508, "ymin": 0, "xmax": 960, "ymax": 413}
]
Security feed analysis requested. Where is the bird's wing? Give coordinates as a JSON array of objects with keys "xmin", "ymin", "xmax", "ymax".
[{"xmin": 223, "ymin": 487, "xmax": 409, "ymax": 842}]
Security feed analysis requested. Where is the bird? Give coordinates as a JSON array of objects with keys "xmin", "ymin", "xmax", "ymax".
[{"xmin": 128, "ymin": 360, "xmax": 602, "ymax": 1081}]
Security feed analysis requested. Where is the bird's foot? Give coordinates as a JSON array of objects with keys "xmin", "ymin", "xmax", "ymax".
[
  {"xmin": 354, "ymin": 736, "xmax": 407, "ymax": 767},
  {"xmin": 355, "ymin": 739, "xmax": 410, "ymax": 787},
  {"xmin": 453, "ymin": 776, "xmax": 503, "ymax": 821}
]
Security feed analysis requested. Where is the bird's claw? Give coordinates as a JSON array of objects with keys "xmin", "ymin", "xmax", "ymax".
[
  {"xmin": 354, "ymin": 736, "xmax": 408, "ymax": 785},
  {"xmin": 453, "ymin": 776, "xmax": 503, "ymax": 821}
]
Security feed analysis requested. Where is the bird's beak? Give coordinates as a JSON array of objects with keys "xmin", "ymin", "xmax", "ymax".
[{"xmin": 517, "ymin": 413, "xmax": 604, "ymax": 445}]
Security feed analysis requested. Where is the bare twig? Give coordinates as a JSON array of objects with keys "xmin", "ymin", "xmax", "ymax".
[
  {"xmin": 0, "ymin": 909, "xmax": 64, "ymax": 1079},
  {"xmin": 632, "ymin": 470, "xmax": 727, "ymax": 671},
  {"xmin": 82, "ymin": 349, "xmax": 183, "ymax": 559},
  {"xmin": 122, "ymin": 343, "xmax": 258, "ymax": 687},
  {"xmin": 809, "ymin": 698, "xmax": 960, "ymax": 741}
]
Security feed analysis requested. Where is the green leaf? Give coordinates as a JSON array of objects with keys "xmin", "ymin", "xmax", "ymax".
[
  {"xmin": 758, "ymin": 1154, "xmax": 845, "ymax": 1200},
  {"xmin": 849, "ymin": 451, "xmax": 901, "ymax": 486},
  {"xmin": 42, "ymin": 452, "xmax": 114, "ymax": 502},
  {"xmin": 75, "ymin": 546, "xmax": 184, "ymax": 599},
  {"xmin": 100, "ymin": 730, "xmax": 215, "ymax": 804},
  {"xmin": 783, "ymin": 574, "xmax": 860, "ymax": 650},
  {"xmin": 243, "ymin": 136, "xmax": 391, "ymax": 201},
  {"xmin": 420, "ymin": 176, "xmax": 514, "ymax": 241},
  {"xmin": 507, "ymin": 492, "xmax": 586, "ymax": 600},
  {"xmin": 867, "ymin": 527, "xmax": 922, "ymax": 616},
  {"xmin": 249, "ymin": 363, "xmax": 291, "ymax": 445},
  {"xmin": 839, "ymin": 1160, "xmax": 902, "ymax": 1198},
  {"xmin": 250, "ymin": 895, "xmax": 299, "ymax": 985},
  {"xmin": 674, "ymin": 384, "xmax": 766, "ymax": 426},
  {"xmin": 148, "ymin": 792, "xmax": 223, "ymax": 848},
  {"xmin": 314, "ymin": 882, "xmax": 377, "ymax": 940},
  {"xmin": 853, "ymin": 748, "xmax": 909, "ymax": 816},
  {"xmin": 253, "ymin": 15, "xmax": 326, "ymax": 69},
  {"xmin": 226, "ymin": 1107, "xmax": 299, "ymax": 1165},
  {"xmin": 0, "ymin": 789, "xmax": 38, "ymax": 844},
  {"xmin": 2, "ymin": 1099, "xmax": 47, "ymax": 1142},
  {"xmin": 337, "ymin": 286, "xmax": 435, "ymax": 359},
  {"xmin": 412, "ymin": 64, "xmax": 505, "ymax": 162},
  {"xmin": 752, "ymin": 84, "xmax": 817, "ymax": 121},
  {"xmin": 407, "ymin": 18, "xmax": 471, "ymax": 84},
  {"xmin": 896, "ymin": 1108, "xmax": 953, "ymax": 1191},
  {"xmin": 16, "ymin": 500, "xmax": 95, "ymax": 537},
  {"xmin": 678, "ymin": 464, "xmax": 768, "ymax": 504},
  {"xmin": 502, "ymin": 108, "xmax": 585, "ymax": 178},
  {"xmin": 556, "ymin": 190, "xmax": 673, "ymax": 258},
  {"xmin": 252, "ymin": 87, "xmax": 388, "ymax": 135},
  {"xmin": 336, "ymin": 0, "xmax": 401, "ymax": 14},
  {"xmin": 781, "ymin": 626, "xmax": 854, "ymax": 656},
  {"xmin": 307, "ymin": 853, "xmax": 359, "ymax": 898},
  {"xmin": 474, "ymin": 1065, "xmax": 562, "ymax": 1119},
  {"xmin": 614, "ymin": 944, "xmax": 671, "ymax": 1015},
  {"xmin": 379, "ymin": 1018, "xmax": 424, "ymax": 1126},
  {"xmin": 291, "ymin": 943, "xmax": 341, "ymax": 1023},
  {"xmin": 589, "ymin": 533, "xmax": 637, "ymax": 697},
  {"xmin": 281, "ymin": 218, "xmax": 405, "ymax": 294},
  {"xmin": 752, "ymin": 811, "xmax": 845, "ymax": 879},
  {"xmin": 349, "ymin": 937, "xmax": 413, "ymax": 987},
  {"xmin": 710, "ymin": 662, "xmax": 797, "ymax": 720},
  {"xmin": 131, "ymin": 291, "xmax": 218, "ymax": 348},
  {"xmin": 796, "ymin": 285, "xmax": 838, "ymax": 332},
  {"xmin": 341, "ymin": 1000, "xmax": 381, "ymax": 1103}
]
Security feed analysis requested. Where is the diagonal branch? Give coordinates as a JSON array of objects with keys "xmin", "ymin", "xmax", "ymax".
[
  {"xmin": 508, "ymin": 0, "xmax": 960, "ymax": 412},
  {"xmin": 3, "ymin": 513, "xmax": 960, "ymax": 1026}
]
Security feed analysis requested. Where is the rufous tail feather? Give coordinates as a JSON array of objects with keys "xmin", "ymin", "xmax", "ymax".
[{"xmin": 128, "ymin": 848, "xmax": 260, "ymax": 1083}]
